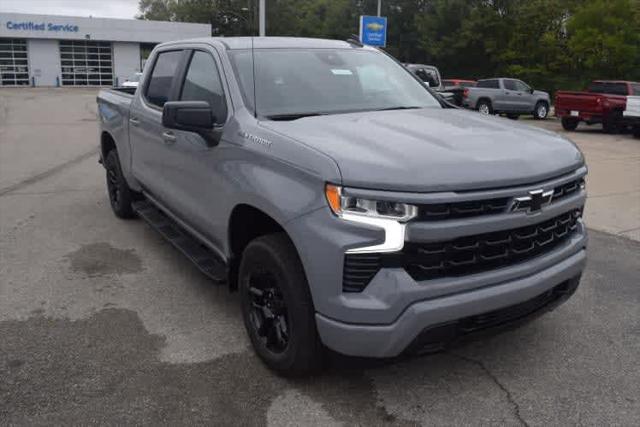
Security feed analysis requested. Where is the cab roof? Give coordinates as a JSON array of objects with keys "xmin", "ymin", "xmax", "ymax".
[{"xmin": 162, "ymin": 36, "xmax": 373, "ymax": 50}]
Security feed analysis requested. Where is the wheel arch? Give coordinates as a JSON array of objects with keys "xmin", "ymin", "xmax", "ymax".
[
  {"xmin": 100, "ymin": 131, "xmax": 116, "ymax": 160},
  {"xmin": 476, "ymin": 97, "xmax": 492, "ymax": 109},
  {"xmin": 227, "ymin": 203, "xmax": 295, "ymax": 290}
]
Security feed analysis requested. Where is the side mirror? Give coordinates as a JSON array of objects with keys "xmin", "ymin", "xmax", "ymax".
[
  {"xmin": 162, "ymin": 101, "xmax": 214, "ymax": 131},
  {"xmin": 529, "ymin": 88, "xmax": 535, "ymax": 94}
]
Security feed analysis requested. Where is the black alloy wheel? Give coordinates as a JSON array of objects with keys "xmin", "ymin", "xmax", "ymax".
[{"xmin": 246, "ymin": 268, "xmax": 290, "ymax": 354}]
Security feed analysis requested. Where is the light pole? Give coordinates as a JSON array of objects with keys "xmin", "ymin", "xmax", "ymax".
[
  {"xmin": 259, "ymin": 0, "xmax": 266, "ymax": 36},
  {"xmin": 377, "ymin": 0, "xmax": 381, "ymax": 16}
]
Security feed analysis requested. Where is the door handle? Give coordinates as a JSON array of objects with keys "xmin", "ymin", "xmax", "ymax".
[
  {"xmin": 129, "ymin": 117, "xmax": 140, "ymax": 126},
  {"xmin": 162, "ymin": 131, "xmax": 176, "ymax": 144}
]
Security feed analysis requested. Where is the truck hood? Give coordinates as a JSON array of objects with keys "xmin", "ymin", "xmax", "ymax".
[{"xmin": 261, "ymin": 108, "xmax": 584, "ymax": 192}]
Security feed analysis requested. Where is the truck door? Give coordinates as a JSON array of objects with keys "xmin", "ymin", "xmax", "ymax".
[
  {"xmin": 500, "ymin": 79, "xmax": 519, "ymax": 112},
  {"xmin": 514, "ymin": 80, "xmax": 534, "ymax": 112},
  {"xmin": 157, "ymin": 48, "xmax": 231, "ymax": 248},
  {"xmin": 129, "ymin": 49, "xmax": 188, "ymax": 205}
]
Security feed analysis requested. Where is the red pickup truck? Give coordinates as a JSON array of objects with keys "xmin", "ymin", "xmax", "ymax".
[{"xmin": 555, "ymin": 80, "xmax": 640, "ymax": 132}]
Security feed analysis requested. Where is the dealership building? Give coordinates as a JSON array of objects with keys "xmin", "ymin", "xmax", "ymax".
[{"xmin": 0, "ymin": 13, "xmax": 210, "ymax": 87}]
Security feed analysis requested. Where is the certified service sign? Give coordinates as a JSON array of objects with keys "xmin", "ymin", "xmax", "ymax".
[{"xmin": 359, "ymin": 15, "xmax": 387, "ymax": 47}]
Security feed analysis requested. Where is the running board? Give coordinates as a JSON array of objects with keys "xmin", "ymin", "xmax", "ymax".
[{"xmin": 133, "ymin": 200, "xmax": 227, "ymax": 284}]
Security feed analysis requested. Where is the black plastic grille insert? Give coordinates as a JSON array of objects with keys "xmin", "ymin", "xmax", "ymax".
[{"xmin": 343, "ymin": 209, "xmax": 582, "ymax": 292}]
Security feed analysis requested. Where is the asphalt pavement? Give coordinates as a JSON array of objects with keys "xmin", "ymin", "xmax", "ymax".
[{"xmin": 1, "ymin": 88, "xmax": 639, "ymax": 425}]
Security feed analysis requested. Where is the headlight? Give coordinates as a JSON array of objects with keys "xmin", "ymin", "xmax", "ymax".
[{"xmin": 325, "ymin": 184, "xmax": 418, "ymax": 222}]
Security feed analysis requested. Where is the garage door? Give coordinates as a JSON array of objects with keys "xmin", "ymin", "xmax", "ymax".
[
  {"xmin": 0, "ymin": 38, "xmax": 30, "ymax": 86},
  {"xmin": 60, "ymin": 40, "xmax": 113, "ymax": 86}
]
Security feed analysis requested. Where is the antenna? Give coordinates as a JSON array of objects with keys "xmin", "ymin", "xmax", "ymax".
[{"xmin": 251, "ymin": 37, "xmax": 258, "ymax": 119}]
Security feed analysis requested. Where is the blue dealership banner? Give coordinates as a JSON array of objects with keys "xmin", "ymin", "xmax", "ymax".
[{"xmin": 359, "ymin": 15, "xmax": 387, "ymax": 47}]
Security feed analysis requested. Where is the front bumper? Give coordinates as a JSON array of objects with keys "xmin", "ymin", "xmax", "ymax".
[
  {"xmin": 315, "ymin": 249, "xmax": 585, "ymax": 357},
  {"xmin": 285, "ymin": 170, "xmax": 588, "ymax": 358}
]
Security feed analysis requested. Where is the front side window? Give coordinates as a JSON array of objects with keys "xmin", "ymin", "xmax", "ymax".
[
  {"xmin": 413, "ymin": 68, "xmax": 440, "ymax": 87},
  {"xmin": 503, "ymin": 79, "xmax": 517, "ymax": 91},
  {"xmin": 631, "ymin": 83, "xmax": 640, "ymax": 95},
  {"xmin": 515, "ymin": 80, "xmax": 530, "ymax": 92},
  {"xmin": 146, "ymin": 50, "xmax": 182, "ymax": 107},
  {"xmin": 180, "ymin": 51, "xmax": 227, "ymax": 123},
  {"xmin": 229, "ymin": 48, "xmax": 441, "ymax": 118}
]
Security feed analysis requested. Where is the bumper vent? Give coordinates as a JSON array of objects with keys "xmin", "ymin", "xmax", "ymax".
[
  {"xmin": 342, "ymin": 209, "xmax": 582, "ymax": 292},
  {"xmin": 342, "ymin": 254, "xmax": 381, "ymax": 292}
]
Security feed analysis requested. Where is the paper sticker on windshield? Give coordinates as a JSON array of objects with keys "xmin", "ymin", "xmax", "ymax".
[{"xmin": 331, "ymin": 69, "xmax": 353, "ymax": 75}]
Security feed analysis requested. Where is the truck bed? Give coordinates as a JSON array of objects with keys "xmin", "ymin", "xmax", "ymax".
[
  {"xmin": 555, "ymin": 91, "xmax": 626, "ymax": 120},
  {"xmin": 97, "ymin": 88, "xmax": 134, "ymax": 162}
]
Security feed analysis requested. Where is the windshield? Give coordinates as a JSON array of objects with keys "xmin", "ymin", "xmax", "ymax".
[
  {"xmin": 128, "ymin": 73, "xmax": 141, "ymax": 82},
  {"xmin": 229, "ymin": 48, "xmax": 441, "ymax": 119}
]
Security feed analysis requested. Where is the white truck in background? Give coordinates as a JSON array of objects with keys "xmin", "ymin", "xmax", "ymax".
[{"xmin": 623, "ymin": 95, "xmax": 640, "ymax": 138}]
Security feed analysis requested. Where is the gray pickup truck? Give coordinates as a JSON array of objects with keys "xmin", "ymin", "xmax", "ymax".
[
  {"xmin": 463, "ymin": 78, "xmax": 551, "ymax": 119},
  {"xmin": 97, "ymin": 37, "xmax": 587, "ymax": 376}
]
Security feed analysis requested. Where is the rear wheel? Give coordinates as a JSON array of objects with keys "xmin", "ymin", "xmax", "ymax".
[
  {"xmin": 602, "ymin": 112, "xmax": 621, "ymax": 134},
  {"xmin": 239, "ymin": 233, "xmax": 323, "ymax": 376},
  {"xmin": 561, "ymin": 117, "xmax": 579, "ymax": 131},
  {"xmin": 533, "ymin": 101, "xmax": 549, "ymax": 120},
  {"xmin": 104, "ymin": 150, "xmax": 138, "ymax": 219},
  {"xmin": 477, "ymin": 100, "xmax": 493, "ymax": 115}
]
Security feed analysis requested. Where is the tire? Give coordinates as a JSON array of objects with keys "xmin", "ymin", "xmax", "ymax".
[
  {"xmin": 633, "ymin": 126, "xmax": 640, "ymax": 139},
  {"xmin": 602, "ymin": 112, "xmax": 621, "ymax": 134},
  {"xmin": 239, "ymin": 233, "xmax": 323, "ymax": 376},
  {"xmin": 533, "ymin": 101, "xmax": 549, "ymax": 120},
  {"xmin": 104, "ymin": 150, "xmax": 138, "ymax": 219},
  {"xmin": 561, "ymin": 117, "xmax": 579, "ymax": 131},
  {"xmin": 506, "ymin": 113, "xmax": 519, "ymax": 120},
  {"xmin": 477, "ymin": 99, "xmax": 493, "ymax": 115}
]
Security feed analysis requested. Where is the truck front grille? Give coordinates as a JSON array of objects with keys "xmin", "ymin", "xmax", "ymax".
[
  {"xmin": 342, "ymin": 209, "xmax": 582, "ymax": 292},
  {"xmin": 416, "ymin": 177, "xmax": 584, "ymax": 221}
]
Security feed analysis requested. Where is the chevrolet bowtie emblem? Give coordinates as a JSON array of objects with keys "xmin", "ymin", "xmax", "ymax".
[{"xmin": 511, "ymin": 189, "xmax": 554, "ymax": 214}]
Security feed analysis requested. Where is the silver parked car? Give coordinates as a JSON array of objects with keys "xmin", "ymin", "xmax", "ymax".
[{"xmin": 463, "ymin": 78, "xmax": 551, "ymax": 119}]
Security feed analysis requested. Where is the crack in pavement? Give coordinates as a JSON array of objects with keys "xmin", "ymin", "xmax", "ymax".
[
  {"xmin": 450, "ymin": 352, "xmax": 530, "ymax": 427},
  {"xmin": 0, "ymin": 148, "xmax": 98, "ymax": 197}
]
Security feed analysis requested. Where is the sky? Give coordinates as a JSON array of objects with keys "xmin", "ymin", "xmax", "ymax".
[{"xmin": 0, "ymin": 0, "xmax": 140, "ymax": 19}]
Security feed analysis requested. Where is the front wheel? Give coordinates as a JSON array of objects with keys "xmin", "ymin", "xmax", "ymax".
[
  {"xmin": 239, "ymin": 233, "xmax": 324, "ymax": 376},
  {"xmin": 561, "ymin": 117, "xmax": 579, "ymax": 131},
  {"xmin": 533, "ymin": 102, "xmax": 549, "ymax": 120}
]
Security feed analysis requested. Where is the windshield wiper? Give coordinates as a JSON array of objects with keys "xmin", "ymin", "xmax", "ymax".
[{"xmin": 264, "ymin": 112, "xmax": 326, "ymax": 121}]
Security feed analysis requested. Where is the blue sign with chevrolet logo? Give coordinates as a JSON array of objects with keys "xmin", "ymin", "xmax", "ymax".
[{"xmin": 359, "ymin": 15, "xmax": 387, "ymax": 47}]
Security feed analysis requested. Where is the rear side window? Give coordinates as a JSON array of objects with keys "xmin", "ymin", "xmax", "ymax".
[
  {"xmin": 477, "ymin": 79, "xmax": 499, "ymax": 89},
  {"xmin": 146, "ymin": 50, "xmax": 183, "ymax": 107},
  {"xmin": 588, "ymin": 82, "xmax": 628, "ymax": 96},
  {"xmin": 632, "ymin": 84, "xmax": 640, "ymax": 95},
  {"xmin": 180, "ymin": 51, "xmax": 228, "ymax": 123}
]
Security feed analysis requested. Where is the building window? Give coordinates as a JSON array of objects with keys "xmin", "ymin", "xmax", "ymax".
[
  {"xmin": 0, "ymin": 38, "xmax": 30, "ymax": 86},
  {"xmin": 60, "ymin": 40, "xmax": 113, "ymax": 86}
]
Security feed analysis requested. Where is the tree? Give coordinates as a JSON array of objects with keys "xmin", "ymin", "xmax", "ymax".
[{"xmin": 567, "ymin": 0, "xmax": 640, "ymax": 83}]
